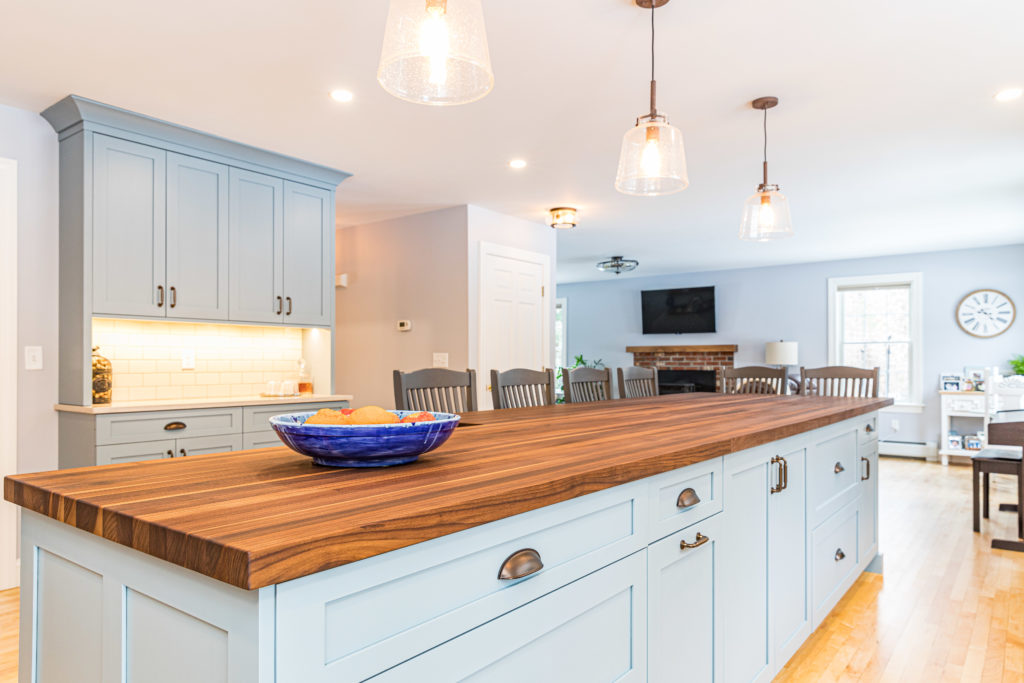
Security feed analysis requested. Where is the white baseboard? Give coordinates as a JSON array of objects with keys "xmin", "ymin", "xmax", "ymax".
[{"xmin": 879, "ymin": 440, "xmax": 938, "ymax": 460}]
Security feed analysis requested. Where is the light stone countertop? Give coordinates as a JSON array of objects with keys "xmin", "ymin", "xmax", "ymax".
[{"xmin": 54, "ymin": 394, "xmax": 354, "ymax": 415}]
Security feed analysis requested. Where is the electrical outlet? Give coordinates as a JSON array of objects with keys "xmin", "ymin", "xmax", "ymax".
[
  {"xmin": 890, "ymin": 418, "xmax": 900, "ymax": 432},
  {"xmin": 181, "ymin": 348, "xmax": 196, "ymax": 370},
  {"xmin": 432, "ymin": 352, "xmax": 449, "ymax": 369},
  {"xmin": 397, "ymin": 319, "xmax": 412, "ymax": 332},
  {"xmin": 24, "ymin": 346, "xmax": 43, "ymax": 370}
]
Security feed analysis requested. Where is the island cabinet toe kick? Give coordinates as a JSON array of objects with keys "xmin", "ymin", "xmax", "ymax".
[{"xmin": 11, "ymin": 405, "xmax": 884, "ymax": 683}]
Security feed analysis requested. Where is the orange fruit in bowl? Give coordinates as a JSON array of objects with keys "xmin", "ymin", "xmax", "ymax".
[
  {"xmin": 348, "ymin": 405, "xmax": 400, "ymax": 425},
  {"xmin": 401, "ymin": 411, "xmax": 436, "ymax": 423},
  {"xmin": 304, "ymin": 408, "xmax": 352, "ymax": 425}
]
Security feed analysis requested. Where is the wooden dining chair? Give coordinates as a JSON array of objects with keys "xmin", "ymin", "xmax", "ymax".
[
  {"xmin": 800, "ymin": 366, "xmax": 879, "ymax": 398},
  {"xmin": 617, "ymin": 366, "xmax": 659, "ymax": 399},
  {"xmin": 561, "ymin": 367, "xmax": 612, "ymax": 404},
  {"xmin": 490, "ymin": 368, "xmax": 556, "ymax": 409},
  {"xmin": 393, "ymin": 368, "xmax": 478, "ymax": 412},
  {"xmin": 721, "ymin": 366, "xmax": 787, "ymax": 395}
]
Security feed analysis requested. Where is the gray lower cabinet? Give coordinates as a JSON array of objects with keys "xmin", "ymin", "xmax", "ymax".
[{"xmin": 96, "ymin": 440, "xmax": 176, "ymax": 465}]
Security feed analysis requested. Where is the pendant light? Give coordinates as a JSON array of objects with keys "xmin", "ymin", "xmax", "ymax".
[
  {"xmin": 615, "ymin": 0, "xmax": 689, "ymax": 196},
  {"xmin": 596, "ymin": 256, "xmax": 639, "ymax": 275},
  {"xmin": 739, "ymin": 97, "xmax": 794, "ymax": 241},
  {"xmin": 378, "ymin": 0, "xmax": 494, "ymax": 106}
]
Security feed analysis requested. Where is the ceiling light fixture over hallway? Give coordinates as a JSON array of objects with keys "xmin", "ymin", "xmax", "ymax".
[
  {"xmin": 377, "ymin": 0, "xmax": 494, "ymax": 106},
  {"xmin": 596, "ymin": 256, "xmax": 639, "ymax": 274},
  {"xmin": 739, "ymin": 96, "xmax": 794, "ymax": 241},
  {"xmin": 614, "ymin": 0, "xmax": 689, "ymax": 196}
]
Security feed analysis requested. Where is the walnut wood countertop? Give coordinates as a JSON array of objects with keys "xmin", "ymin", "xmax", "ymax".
[{"xmin": 5, "ymin": 393, "xmax": 890, "ymax": 590}]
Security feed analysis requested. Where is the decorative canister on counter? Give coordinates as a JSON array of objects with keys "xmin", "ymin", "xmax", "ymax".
[{"xmin": 92, "ymin": 346, "xmax": 112, "ymax": 404}]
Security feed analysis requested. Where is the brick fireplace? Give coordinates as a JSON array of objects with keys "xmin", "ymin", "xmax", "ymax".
[{"xmin": 626, "ymin": 345, "xmax": 737, "ymax": 392}]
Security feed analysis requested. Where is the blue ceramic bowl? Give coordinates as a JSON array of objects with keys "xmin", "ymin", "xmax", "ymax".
[{"xmin": 269, "ymin": 410, "xmax": 460, "ymax": 468}]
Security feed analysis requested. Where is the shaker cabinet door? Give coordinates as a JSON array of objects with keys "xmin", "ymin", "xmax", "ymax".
[
  {"xmin": 92, "ymin": 134, "xmax": 166, "ymax": 317},
  {"xmin": 229, "ymin": 168, "xmax": 283, "ymax": 323},
  {"xmin": 769, "ymin": 446, "xmax": 810, "ymax": 666},
  {"xmin": 281, "ymin": 181, "xmax": 333, "ymax": 326},
  {"xmin": 166, "ymin": 153, "xmax": 229, "ymax": 320}
]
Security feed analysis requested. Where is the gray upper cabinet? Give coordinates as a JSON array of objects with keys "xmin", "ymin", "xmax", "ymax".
[
  {"xmin": 282, "ymin": 181, "xmax": 332, "ymax": 326},
  {"xmin": 92, "ymin": 134, "xmax": 166, "ymax": 317},
  {"xmin": 229, "ymin": 168, "xmax": 284, "ymax": 324},
  {"xmin": 166, "ymin": 153, "xmax": 230, "ymax": 320}
]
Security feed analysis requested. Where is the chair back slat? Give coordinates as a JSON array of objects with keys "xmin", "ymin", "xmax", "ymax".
[
  {"xmin": 617, "ymin": 367, "xmax": 659, "ymax": 399},
  {"xmin": 393, "ymin": 368, "xmax": 478, "ymax": 412},
  {"xmin": 489, "ymin": 368, "xmax": 556, "ymax": 409},
  {"xmin": 721, "ymin": 366, "xmax": 787, "ymax": 395},
  {"xmin": 800, "ymin": 366, "xmax": 879, "ymax": 398},
  {"xmin": 561, "ymin": 367, "xmax": 613, "ymax": 404}
]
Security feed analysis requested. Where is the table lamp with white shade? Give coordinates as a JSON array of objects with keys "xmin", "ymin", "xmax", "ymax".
[{"xmin": 765, "ymin": 341, "xmax": 798, "ymax": 368}]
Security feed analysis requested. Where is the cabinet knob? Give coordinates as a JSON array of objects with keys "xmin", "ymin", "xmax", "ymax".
[
  {"xmin": 497, "ymin": 548, "xmax": 543, "ymax": 581},
  {"xmin": 179, "ymin": 448, "xmax": 187, "ymax": 458},
  {"xmin": 834, "ymin": 461, "xmax": 845, "ymax": 474},
  {"xmin": 680, "ymin": 532, "xmax": 710, "ymax": 550},
  {"xmin": 166, "ymin": 450, "xmax": 173, "ymax": 458},
  {"xmin": 834, "ymin": 548, "xmax": 846, "ymax": 562},
  {"xmin": 676, "ymin": 487, "xmax": 701, "ymax": 509},
  {"xmin": 164, "ymin": 421, "xmax": 186, "ymax": 431},
  {"xmin": 865, "ymin": 423, "xmax": 874, "ymax": 433}
]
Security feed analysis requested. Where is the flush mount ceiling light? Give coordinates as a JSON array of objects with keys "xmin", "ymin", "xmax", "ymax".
[
  {"xmin": 739, "ymin": 96, "xmax": 794, "ymax": 241},
  {"xmin": 548, "ymin": 207, "xmax": 578, "ymax": 230},
  {"xmin": 596, "ymin": 256, "xmax": 639, "ymax": 274},
  {"xmin": 329, "ymin": 89, "xmax": 354, "ymax": 102},
  {"xmin": 509, "ymin": 159, "xmax": 527, "ymax": 169},
  {"xmin": 994, "ymin": 87, "xmax": 1023, "ymax": 102},
  {"xmin": 615, "ymin": 0, "xmax": 689, "ymax": 197},
  {"xmin": 378, "ymin": 0, "xmax": 494, "ymax": 106}
]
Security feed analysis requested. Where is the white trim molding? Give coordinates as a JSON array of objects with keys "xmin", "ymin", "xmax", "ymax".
[
  {"xmin": 0, "ymin": 157, "xmax": 18, "ymax": 589},
  {"xmin": 827, "ymin": 272, "xmax": 924, "ymax": 407}
]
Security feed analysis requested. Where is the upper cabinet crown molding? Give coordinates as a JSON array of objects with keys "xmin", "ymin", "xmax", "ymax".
[{"xmin": 41, "ymin": 95, "xmax": 351, "ymax": 190}]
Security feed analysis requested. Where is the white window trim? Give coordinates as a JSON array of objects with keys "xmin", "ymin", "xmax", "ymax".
[
  {"xmin": 827, "ymin": 272, "xmax": 924, "ymax": 408},
  {"xmin": 555, "ymin": 297, "xmax": 568, "ymax": 371}
]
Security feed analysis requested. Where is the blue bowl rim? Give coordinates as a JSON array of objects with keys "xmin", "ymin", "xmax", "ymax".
[{"xmin": 269, "ymin": 410, "xmax": 461, "ymax": 429}]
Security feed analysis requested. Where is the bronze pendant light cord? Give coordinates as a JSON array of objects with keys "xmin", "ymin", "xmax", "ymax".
[
  {"xmin": 649, "ymin": 2, "xmax": 656, "ymax": 117},
  {"xmin": 763, "ymin": 106, "xmax": 769, "ymax": 187}
]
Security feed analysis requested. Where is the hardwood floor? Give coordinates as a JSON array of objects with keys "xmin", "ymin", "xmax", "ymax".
[{"xmin": 0, "ymin": 457, "xmax": 1019, "ymax": 682}]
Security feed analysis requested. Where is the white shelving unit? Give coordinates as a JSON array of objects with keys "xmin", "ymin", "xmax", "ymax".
[{"xmin": 938, "ymin": 390, "xmax": 991, "ymax": 466}]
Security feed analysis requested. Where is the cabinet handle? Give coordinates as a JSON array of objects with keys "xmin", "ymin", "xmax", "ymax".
[
  {"xmin": 676, "ymin": 487, "xmax": 701, "ymax": 508},
  {"xmin": 834, "ymin": 548, "xmax": 846, "ymax": 562},
  {"xmin": 166, "ymin": 450, "xmax": 173, "ymax": 458},
  {"xmin": 156, "ymin": 285, "xmax": 164, "ymax": 307},
  {"xmin": 179, "ymin": 448, "xmax": 187, "ymax": 458},
  {"xmin": 770, "ymin": 455, "xmax": 784, "ymax": 494},
  {"xmin": 834, "ymin": 461, "xmax": 845, "ymax": 474},
  {"xmin": 169, "ymin": 286, "xmax": 177, "ymax": 308},
  {"xmin": 286, "ymin": 296, "xmax": 292, "ymax": 315},
  {"xmin": 780, "ymin": 455, "xmax": 788, "ymax": 491},
  {"xmin": 861, "ymin": 456, "xmax": 870, "ymax": 481},
  {"xmin": 276, "ymin": 296, "xmax": 283, "ymax": 315},
  {"xmin": 497, "ymin": 548, "xmax": 543, "ymax": 580},
  {"xmin": 680, "ymin": 532, "xmax": 710, "ymax": 550},
  {"xmin": 164, "ymin": 421, "xmax": 186, "ymax": 431}
]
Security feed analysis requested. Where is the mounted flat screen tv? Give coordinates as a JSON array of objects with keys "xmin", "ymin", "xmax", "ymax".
[{"xmin": 641, "ymin": 286, "xmax": 716, "ymax": 334}]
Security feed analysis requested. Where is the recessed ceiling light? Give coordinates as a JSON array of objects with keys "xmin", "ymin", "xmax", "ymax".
[
  {"xmin": 994, "ymin": 87, "xmax": 1022, "ymax": 102},
  {"xmin": 508, "ymin": 159, "xmax": 527, "ymax": 169},
  {"xmin": 329, "ymin": 89, "xmax": 354, "ymax": 103}
]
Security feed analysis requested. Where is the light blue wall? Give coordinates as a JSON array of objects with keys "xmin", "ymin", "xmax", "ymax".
[{"xmin": 557, "ymin": 244, "xmax": 1024, "ymax": 444}]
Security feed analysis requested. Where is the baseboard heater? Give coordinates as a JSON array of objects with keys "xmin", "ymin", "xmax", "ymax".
[{"xmin": 879, "ymin": 440, "xmax": 938, "ymax": 459}]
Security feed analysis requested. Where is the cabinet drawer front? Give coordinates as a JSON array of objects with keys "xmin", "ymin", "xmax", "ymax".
[
  {"xmin": 811, "ymin": 500, "xmax": 859, "ymax": 621},
  {"xmin": 241, "ymin": 401, "xmax": 349, "ymax": 433},
  {"xmin": 276, "ymin": 482, "xmax": 644, "ymax": 682},
  {"xmin": 96, "ymin": 408, "xmax": 242, "ymax": 445},
  {"xmin": 368, "ymin": 552, "xmax": 646, "ymax": 683},
  {"xmin": 947, "ymin": 394, "xmax": 986, "ymax": 413},
  {"xmin": 807, "ymin": 429, "xmax": 859, "ymax": 526},
  {"xmin": 96, "ymin": 440, "xmax": 175, "ymax": 465},
  {"xmin": 242, "ymin": 431, "xmax": 285, "ymax": 450},
  {"xmin": 856, "ymin": 414, "xmax": 878, "ymax": 444},
  {"xmin": 175, "ymin": 434, "xmax": 243, "ymax": 457},
  {"xmin": 649, "ymin": 457, "xmax": 723, "ymax": 540}
]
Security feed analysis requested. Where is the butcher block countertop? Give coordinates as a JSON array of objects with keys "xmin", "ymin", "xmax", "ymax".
[{"xmin": 5, "ymin": 393, "xmax": 890, "ymax": 590}]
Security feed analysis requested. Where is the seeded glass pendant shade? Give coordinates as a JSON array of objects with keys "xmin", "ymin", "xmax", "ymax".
[
  {"xmin": 739, "ymin": 96, "xmax": 794, "ymax": 241},
  {"xmin": 615, "ymin": 0, "xmax": 689, "ymax": 197},
  {"xmin": 378, "ymin": 0, "xmax": 494, "ymax": 106}
]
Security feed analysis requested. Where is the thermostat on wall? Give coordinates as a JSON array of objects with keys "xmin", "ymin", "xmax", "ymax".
[{"xmin": 397, "ymin": 320, "xmax": 412, "ymax": 331}]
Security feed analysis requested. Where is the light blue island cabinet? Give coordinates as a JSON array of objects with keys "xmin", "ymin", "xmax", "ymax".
[{"xmin": 11, "ymin": 406, "xmax": 881, "ymax": 683}]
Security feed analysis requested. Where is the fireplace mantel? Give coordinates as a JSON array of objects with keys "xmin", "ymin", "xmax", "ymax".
[{"xmin": 625, "ymin": 345, "xmax": 738, "ymax": 353}]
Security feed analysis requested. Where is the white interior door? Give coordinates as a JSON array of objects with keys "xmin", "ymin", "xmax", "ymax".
[
  {"xmin": 0, "ymin": 158, "xmax": 18, "ymax": 589},
  {"xmin": 479, "ymin": 243, "xmax": 550, "ymax": 409}
]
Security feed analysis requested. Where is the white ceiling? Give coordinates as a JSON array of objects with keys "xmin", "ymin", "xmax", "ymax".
[{"xmin": 1, "ymin": 0, "xmax": 1022, "ymax": 283}]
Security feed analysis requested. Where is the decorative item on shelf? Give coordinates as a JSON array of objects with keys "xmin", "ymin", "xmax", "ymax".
[
  {"xmin": 596, "ymin": 256, "xmax": 639, "ymax": 275},
  {"xmin": 1011, "ymin": 355, "xmax": 1024, "ymax": 376},
  {"xmin": 298, "ymin": 358, "xmax": 313, "ymax": 396},
  {"xmin": 547, "ymin": 207, "xmax": 578, "ymax": 230},
  {"xmin": 956, "ymin": 289, "xmax": 1015, "ymax": 338},
  {"xmin": 964, "ymin": 366, "xmax": 987, "ymax": 391},
  {"xmin": 377, "ymin": 0, "xmax": 494, "ymax": 106},
  {"xmin": 739, "ymin": 97, "xmax": 794, "ymax": 241},
  {"xmin": 962, "ymin": 379, "xmax": 975, "ymax": 392},
  {"xmin": 948, "ymin": 433, "xmax": 963, "ymax": 451},
  {"xmin": 91, "ymin": 346, "xmax": 112, "ymax": 404},
  {"xmin": 614, "ymin": 0, "xmax": 689, "ymax": 196},
  {"xmin": 765, "ymin": 340, "xmax": 798, "ymax": 367},
  {"xmin": 940, "ymin": 373, "xmax": 964, "ymax": 392},
  {"xmin": 964, "ymin": 434, "xmax": 984, "ymax": 450}
]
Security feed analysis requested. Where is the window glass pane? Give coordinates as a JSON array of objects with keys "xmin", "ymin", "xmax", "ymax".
[{"xmin": 837, "ymin": 283, "xmax": 912, "ymax": 402}]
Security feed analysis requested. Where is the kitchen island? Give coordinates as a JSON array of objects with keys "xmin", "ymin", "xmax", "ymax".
[{"xmin": 6, "ymin": 393, "xmax": 889, "ymax": 682}]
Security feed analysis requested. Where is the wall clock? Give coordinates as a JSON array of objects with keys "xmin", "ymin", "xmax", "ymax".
[{"xmin": 956, "ymin": 289, "xmax": 1015, "ymax": 338}]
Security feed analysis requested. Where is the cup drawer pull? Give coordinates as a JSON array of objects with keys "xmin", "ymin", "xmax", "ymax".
[
  {"xmin": 834, "ymin": 548, "xmax": 846, "ymax": 562},
  {"xmin": 164, "ymin": 422, "xmax": 187, "ymax": 431},
  {"xmin": 834, "ymin": 461, "xmax": 845, "ymax": 474},
  {"xmin": 676, "ymin": 487, "xmax": 701, "ymax": 508},
  {"xmin": 680, "ymin": 532, "xmax": 710, "ymax": 550},
  {"xmin": 498, "ymin": 549, "xmax": 543, "ymax": 581}
]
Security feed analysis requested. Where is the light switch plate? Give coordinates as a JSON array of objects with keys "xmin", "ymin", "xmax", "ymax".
[
  {"xmin": 432, "ymin": 352, "xmax": 449, "ymax": 369},
  {"xmin": 181, "ymin": 348, "xmax": 196, "ymax": 370},
  {"xmin": 397, "ymin": 320, "xmax": 412, "ymax": 332},
  {"xmin": 24, "ymin": 346, "xmax": 43, "ymax": 370}
]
